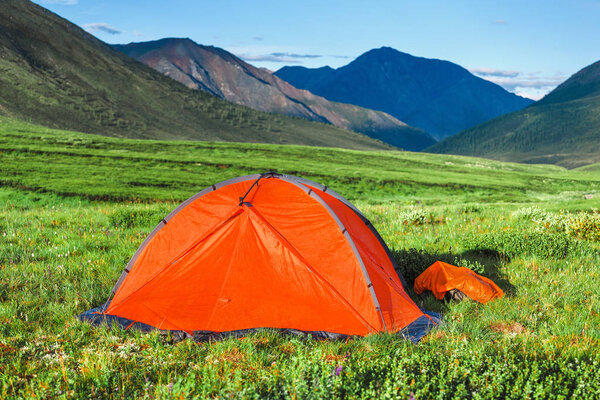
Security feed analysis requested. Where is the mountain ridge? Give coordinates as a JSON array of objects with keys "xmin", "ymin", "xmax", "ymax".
[
  {"xmin": 426, "ymin": 59, "xmax": 600, "ymax": 168},
  {"xmin": 275, "ymin": 47, "xmax": 533, "ymax": 139},
  {"xmin": 114, "ymin": 38, "xmax": 436, "ymax": 151}
]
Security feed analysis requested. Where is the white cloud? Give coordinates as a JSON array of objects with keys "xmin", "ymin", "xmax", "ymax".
[
  {"xmin": 239, "ymin": 52, "xmax": 322, "ymax": 63},
  {"xmin": 470, "ymin": 68, "xmax": 519, "ymax": 78},
  {"xmin": 470, "ymin": 68, "xmax": 567, "ymax": 100},
  {"xmin": 82, "ymin": 23, "xmax": 123, "ymax": 35}
]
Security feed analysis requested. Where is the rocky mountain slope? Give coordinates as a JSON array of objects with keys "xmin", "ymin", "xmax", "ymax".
[
  {"xmin": 276, "ymin": 47, "xmax": 533, "ymax": 139},
  {"xmin": 115, "ymin": 39, "xmax": 435, "ymax": 151}
]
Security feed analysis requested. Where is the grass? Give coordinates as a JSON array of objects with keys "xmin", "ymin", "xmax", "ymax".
[
  {"xmin": 1, "ymin": 120, "xmax": 600, "ymax": 398},
  {"xmin": 2, "ymin": 116, "xmax": 600, "ymax": 206}
]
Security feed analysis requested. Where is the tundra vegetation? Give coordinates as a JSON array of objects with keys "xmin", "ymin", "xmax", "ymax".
[{"xmin": 1, "ymin": 118, "xmax": 599, "ymax": 398}]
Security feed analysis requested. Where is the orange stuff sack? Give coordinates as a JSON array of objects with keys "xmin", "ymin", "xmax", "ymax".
[{"xmin": 413, "ymin": 261, "xmax": 503, "ymax": 303}]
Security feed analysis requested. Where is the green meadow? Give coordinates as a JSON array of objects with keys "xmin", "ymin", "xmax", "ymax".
[{"xmin": 1, "ymin": 118, "xmax": 600, "ymax": 398}]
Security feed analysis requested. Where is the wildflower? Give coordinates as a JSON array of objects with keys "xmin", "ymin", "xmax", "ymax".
[
  {"xmin": 332, "ymin": 365, "xmax": 343, "ymax": 376},
  {"xmin": 408, "ymin": 393, "xmax": 416, "ymax": 400}
]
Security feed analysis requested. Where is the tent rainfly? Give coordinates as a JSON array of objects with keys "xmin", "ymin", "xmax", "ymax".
[{"xmin": 79, "ymin": 173, "xmax": 439, "ymax": 342}]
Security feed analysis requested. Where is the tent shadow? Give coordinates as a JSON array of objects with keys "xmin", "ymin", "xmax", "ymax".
[{"xmin": 390, "ymin": 248, "xmax": 516, "ymax": 311}]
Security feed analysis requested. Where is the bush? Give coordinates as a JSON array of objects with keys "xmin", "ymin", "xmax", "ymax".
[
  {"xmin": 397, "ymin": 207, "xmax": 446, "ymax": 226},
  {"xmin": 109, "ymin": 204, "xmax": 172, "ymax": 228},
  {"xmin": 454, "ymin": 258, "xmax": 485, "ymax": 275},
  {"xmin": 397, "ymin": 208, "xmax": 427, "ymax": 225},
  {"xmin": 513, "ymin": 206, "xmax": 600, "ymax": 242},
  {"xmin": 564, "ymin": 209, "xmax": 600, "ymax": 241},
  {"xmin": 462, "ymin": 230, "xmax": 585, "ymax": 260},
  {"xmin": 393, "ymin": 249, "xmax": 448, "ymax": 284}
]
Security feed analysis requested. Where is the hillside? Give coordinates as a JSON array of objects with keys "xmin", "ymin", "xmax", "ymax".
[
  {"xmin": 0, "ymin": 0, "xmax": 391, "ymax": 151},
  {"xmin": 114, "ymin": 39, "xmax": 435, "ymax": 151},
  {"xmin": 2, "ymin": 116, "xmax": 599, "ymax": 205},
  {"xmin": 275, "ymin": 47, "xmax": 533, "ymax": 139},
  {"xmin": 428, "ymin": 60, "xmax": 600, "ymax": 168}
]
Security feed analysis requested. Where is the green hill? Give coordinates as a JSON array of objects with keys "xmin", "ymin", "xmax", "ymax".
[
  {"xmin": 575, "ymin": 162, "xmax": 600, "ymax": 173},
  {"xmin": 427, "ymin": 60, "xmax": 600, "ymax": 168},
  {"xmin": 2, "ymin": 116, "xmax": 599, "ymax": 206},
  {"xmin": 0, "ymin": 0, "xmax": 390, "ymax": 151}
]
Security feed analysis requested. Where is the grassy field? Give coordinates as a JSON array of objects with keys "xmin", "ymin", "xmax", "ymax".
[{"xmin": 1, "ymin": 119, "xmax": 600, "ymax": 398}]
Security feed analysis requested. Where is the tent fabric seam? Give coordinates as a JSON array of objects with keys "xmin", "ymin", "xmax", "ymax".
[
  {"xmin": 281, "ymin": 174, "xmax": 409, "ymax": 291},
  {"xmin": 107, "ymin": 174, "xmax": 261, "ymax": 298},
  {"xmin": 246, "ymin": 205, "xmax": 378, "ymax": 333},
  {"xmin": 106, "ymin": 207, "xmax": 244, "ymax": 313},
  {"xmin": 278, "ymin": 177, "xmax": 388, "ymax": 332}
]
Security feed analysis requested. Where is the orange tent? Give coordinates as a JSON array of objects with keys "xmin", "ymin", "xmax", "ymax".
[
  {"xmin": 80, "ymin": 173, "xmax": 438, "ymax": 342},
  {"xmin": 414, "ymin": 261, "xmax": 503, "ymax": 303}
]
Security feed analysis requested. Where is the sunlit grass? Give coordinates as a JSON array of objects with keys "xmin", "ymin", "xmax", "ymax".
[{"xmin": 1, "ymin": 186, "xmax": 599, "ymax": 398}]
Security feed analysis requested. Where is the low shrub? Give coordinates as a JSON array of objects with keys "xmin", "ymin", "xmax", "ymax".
[
  {"xmin": 397, "ymin": 207, "xmax": 446, "ymax": 226},
  {"xmin": 462, "ymin": 230, "xmax": 585, "ymax": 260},
  {"xmin": 455, "ymin": 258, "xmax": 485, "ymax": 275},
  {"xmin": 392, "ymin": 249, "xmax": 487, "ymax": 285},
  {"xmin": 109, "ymin": 204, "xmax": 173, "ymax": 228},
  {"xmin": 514, "ymin": 206, "xmax": 600, "ymax": 242},
  {"xmin": 392, "ymin": 249, "xmax": 449, "ymax": 284},
  {"xmin": 565, "ymin": 210, "xmax": 600, "ymax": 241}
]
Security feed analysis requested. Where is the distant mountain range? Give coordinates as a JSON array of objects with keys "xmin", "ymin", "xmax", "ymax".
[
  {"xmin": 428, "ymin": 60, "xmax": 600, "ymax": 168},
  {"xmin": 0, "ymin": 0, "xmax": 392, "ymax": 151},
  {"xmin": 114, "ymin": 39, "xmax": 435, "ymax": 151},
  {"xmin": 4, "ymin": 0, "xmax": 594, "ymax": 166},
  {"xmin": 275, "ymin": 47, "xmax": 534, "ymax": 139}
]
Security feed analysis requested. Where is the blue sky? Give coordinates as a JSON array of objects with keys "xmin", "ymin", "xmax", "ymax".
[{"xmin": 34, "ymin": 0, "xmax": 600, "ymax": 100}]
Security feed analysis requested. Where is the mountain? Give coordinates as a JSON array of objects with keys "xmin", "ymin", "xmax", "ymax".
[
  {"xmin": 427, "ymin": 60, "xmax": 600, "ymax": 168},
  {"xmin": 114, "ymin": 39, "xmax": 435, "ymax": 151},
  {"xmin": 275, "ymin": 47, "xmax": 533, "ymax": 139},
  {"xmin": 0, "ymin": 0, "xmax": 391, "ymax": 151}
]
